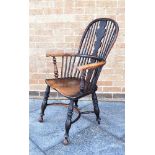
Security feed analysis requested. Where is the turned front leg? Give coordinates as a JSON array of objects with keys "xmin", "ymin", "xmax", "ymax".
[
  {"xmin": 38, "ymin": 85, "xmax": 50, "ymax": 122},
  {"xmin": 63, "ymin": 100, "xmax": 74, "ymax": 145}
]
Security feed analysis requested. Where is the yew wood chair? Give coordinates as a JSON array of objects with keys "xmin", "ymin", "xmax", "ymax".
[{"xmin": 38, "ymin": 18, "xmax": 119, "ymax": 145}]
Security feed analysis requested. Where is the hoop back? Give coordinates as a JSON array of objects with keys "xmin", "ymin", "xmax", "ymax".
[{"xmin": 78, "ymin": 18, "xmax": 119, "ymax": 61}]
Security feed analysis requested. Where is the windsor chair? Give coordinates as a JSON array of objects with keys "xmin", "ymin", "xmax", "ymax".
[{"xmin": 38, "ymin": 18, "xmax": 119, "ymax": 145}]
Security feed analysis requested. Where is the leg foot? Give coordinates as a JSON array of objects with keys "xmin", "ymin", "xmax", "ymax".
[
  {"xmin": 38, "ymin": 115, "xmax": 43, "ymax": 123},
  {"xmin": 96, "ymin": 117, "xmax": 101, "ymax": 124},
  {"xmin": 63, "ymin": 100, "xmax": 74, "ymax": 145},
  {"xmin": 92, "ymin": 92, "xmax": 101, "ymax": 124},
  {"xmin": 63, "ymin": 135, "xmax": 70, "ymax": 145},
  {"xmin": 38, "ymin": 85, "xmax": 50, "ymax": 122}
]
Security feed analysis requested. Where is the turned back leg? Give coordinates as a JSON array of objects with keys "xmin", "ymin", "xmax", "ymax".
[
  {"xmin": 74, "ymin": 99, "xmax": 78, "ymax": 108},
  {"xmin": 92, "ymin": 92, "xmax": 101, "ymax": 124}
]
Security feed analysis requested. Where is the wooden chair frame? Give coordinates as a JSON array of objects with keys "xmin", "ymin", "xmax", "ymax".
[{"xmin": 38, "ymin": 18, "xmax": 119, "ymax": 145}]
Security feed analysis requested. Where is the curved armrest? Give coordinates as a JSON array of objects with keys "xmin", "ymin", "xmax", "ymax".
[
  {"xmin": 77, "ymin": 61, "xmax": 106, "ymax": 71},
  {"xmin": 78, "ymin": 61, "xmax": 106, "ymax": 93},
  {"xmin": 46, "ymin": 51, "xmax": 76, "ymax": 57}
]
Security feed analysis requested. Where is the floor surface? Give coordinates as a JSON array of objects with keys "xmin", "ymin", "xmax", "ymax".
[{"xmin": 29, "ymin": 99, "xmax": 125, "ymax": 155}]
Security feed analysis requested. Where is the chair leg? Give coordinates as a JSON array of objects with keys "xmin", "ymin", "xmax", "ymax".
[
  {"xmin": 74, "ymin": 99, "xmax": 78, "ymax": 108},
  {"xmin": 38, "ymin": 85, "xmax": 50, "ymax": 122},
  {"xmin": 63, "ymin": 100, "xmax": 74, "ymax": 145},
  {"xmin": 92, "ymin": 92, "xmax": 101, "ymax": 124}
]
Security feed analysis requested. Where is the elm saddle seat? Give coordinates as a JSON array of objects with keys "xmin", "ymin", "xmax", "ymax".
[
  {"xmin": 38, "ymin": 18, "xmax": 119, "ymax": 145},
  {"xmin": 46, "ymin": 78, "xmax": 88, "ymax": 98},
  {"xmin": 46, "ymin": 60, "xmax": 106, "ymax": 98}
]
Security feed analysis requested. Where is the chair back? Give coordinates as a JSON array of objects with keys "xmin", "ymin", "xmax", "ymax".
[
  {"xmin": 78, "ymin": 18, "xmax": 119, "ymax": 60},
  {"xmin": 58, "ymin": 18, "xmax": 119, "ymax": 91},
  {"xmin": 75, "ymin": 18, "xmax": 119, "ymax": 90}
]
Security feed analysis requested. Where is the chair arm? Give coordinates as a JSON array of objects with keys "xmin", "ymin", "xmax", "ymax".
[
  {"xmin": 77, "ymin": 61, "xmax": 106, "ymax": 93},
  {"xmin": 46, "ymin": 51, "xmax": 76, "ymax": 57},
  {"xmin": 77, "ymin": 61, "xmax": 106, "ymax": 71}
]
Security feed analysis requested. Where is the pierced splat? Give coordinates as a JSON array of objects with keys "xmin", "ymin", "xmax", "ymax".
[{"xmin": 92, "ymin": 21, "xmax": 107, "ymax": 56}]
